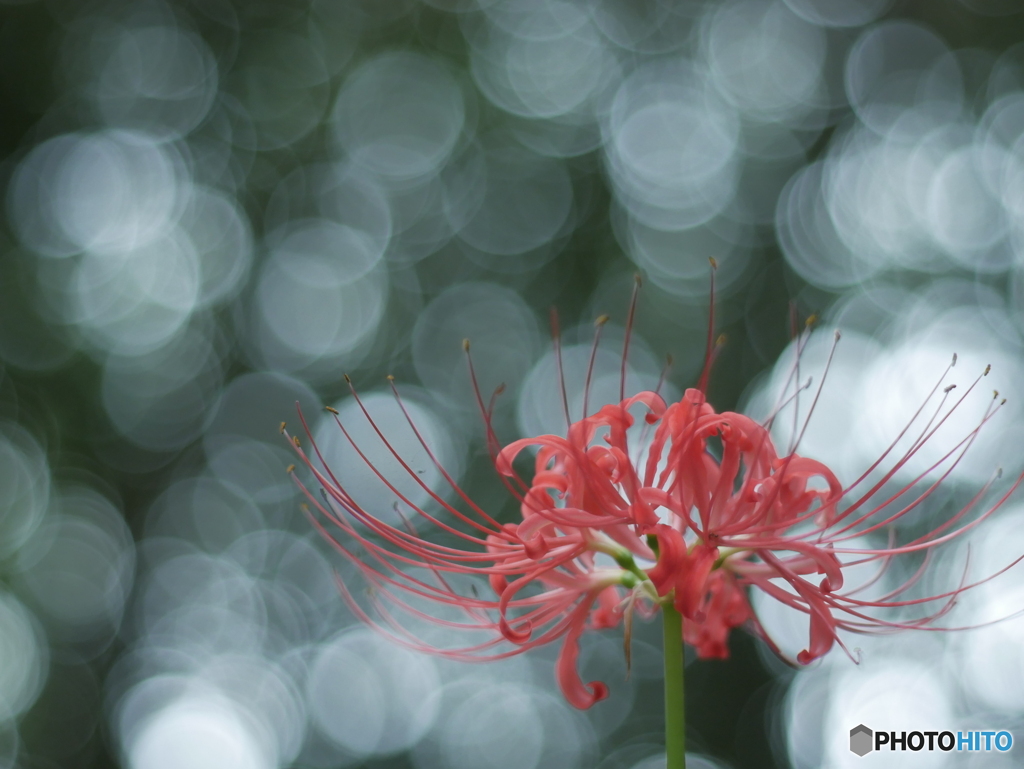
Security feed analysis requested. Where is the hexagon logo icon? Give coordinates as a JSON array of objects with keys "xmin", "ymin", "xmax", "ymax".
[{"xmin": 850, "ymin": 724, "xmax": 873, "ymax": 756}]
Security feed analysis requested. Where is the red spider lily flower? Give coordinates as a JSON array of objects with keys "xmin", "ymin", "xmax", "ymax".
[{"xmin": 284, "ymin": 280, "xmax": 1024, "ymax": 709}]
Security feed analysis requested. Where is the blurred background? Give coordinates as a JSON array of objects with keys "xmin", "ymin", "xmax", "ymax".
[{"xmin": 2, "ymin": 0, "xmax": 1024, "ymax": 767}]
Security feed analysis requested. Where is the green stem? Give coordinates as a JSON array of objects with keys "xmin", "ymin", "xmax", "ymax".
[{"xmin": 663, "ymin": 603, "xmax": 686, "ymax": 769}]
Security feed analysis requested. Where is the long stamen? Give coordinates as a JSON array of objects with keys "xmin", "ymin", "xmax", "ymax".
[
  {"xmin": 696, "ymin": 258, "xmax": 718, "ymax": 395},
  {"xmin": 839, "ymin": 353, "xmax": 959, "ymax": 501},
  {"xmin": 582, "ymin": 314, "xmax": 608, "ymax": 420},
  {"xmin": 787, "ymin": 327, "xmax": 840, "ymax": 459},
  {"xmin": 635, "ymin": 354, "xmax": 674, "ymax": 457},
  {"xmin": 620, "ymin": 273, "xmax": 642, "ymax": 402},
  {"xmin": 830, "ymin": 366, "xmax": 996, "ymax": 532},
  {"xmin": 550, "ymin": 307, "xmax": 572, "ymax": 432},
  {"xmin": 387, "ymin": 376, "xmax": 512, "ymax": 533},
  {"xmin": 761, "ymin": 377, "xmax": 814, "ymax": 431},
  {"xmin": 464, "ymin": 339, "xmax": 531, "ymax": 500},
  {"xmin": 762, "ymin": 315, "xmax": 814, "ymax": 435},
  {"xmin": 789, "ymin": 319, "xmax": 813, "ymax": 453},
  {"xmin": 333, "ymin": 376, "xmax": 507, "ymax": 539},
  {"xmin": 828, "ymin": 400, "xmax": 1010, "ymax": 548},
  {"xmin": 739, "ymin": 361, "xmax": 991, "ymax": 543}
]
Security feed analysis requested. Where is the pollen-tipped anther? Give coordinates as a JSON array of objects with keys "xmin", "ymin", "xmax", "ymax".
[
  {"xmin": 595, "ymin": 314, "xmax": 609, "ymax": 327},
  {"xmin": 708, "ymin": 257, "xmax": 718, "ymax": 270},
  {"xmin": 985, "ymin": 364, "xmax": 992, "ymax": 376},
  {"xmin": 286, "ymin": 464, "xmax": 295, "ymax": 474},
  {"xmin": 944, "ymin": 384, "xmax": 957, "ymax": 393},
  {"xmin": 463, "ymin": 338, "xmax": 471, "ymax": 352},
  {"xmin": 325, "ymin": 406, "xmax": 339, "ymax": 415},
  {"xmin": 952, "ymin": 353, "xmax": 958, "ymax": 366},
  {"xmin": 279, "ymin": 421, "xmax": 286, "ymax": 434}
]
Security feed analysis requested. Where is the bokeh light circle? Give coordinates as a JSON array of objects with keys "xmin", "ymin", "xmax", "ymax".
[
  {"xmin": 412, "ymin": 282, "xmax": 540, "ymax": 411},
  {"xmin": 334, "ymin": 51, "xmax": 465, "ymax": 184},
  {"xmin": 0, "ymin": 592, "xmax": 48, "ymax": 719}
]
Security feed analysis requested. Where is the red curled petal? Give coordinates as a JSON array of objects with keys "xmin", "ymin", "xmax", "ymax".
[
  {"xmin": 684, "ymin": 571, "xmax": 751, "ymax": 659},
  {"xmin": 647, "ymin": 526, "xmax": 719, "ymax": 620},
  {"xmin": 647, "ymin": 525, "xmax": 687, "ymax": 597},
  {"xmin": 590, "ymin": 585, "xmax": 623, "ymax": 630},
  {"xmin": 522, "ymin": 533, "xmax": 550, "ymax": 559},
  {"xmin": 795, "ymin": 590, "xmax": 837, "ymax": 664},
  {"xmin": 781, "ymin": 541, "xmax": 844, "ymax": 593},
  {"xmin": 556, "ymin": 594, "xmax": 609, "ymax": 709},
  {"xmin": 675, "ymin": 543, "xmax": 718, "ymax": 619},
  {"xmin": 498, "ymin": 577, "xmax": 536, "ymax": 643},
  {"xmin": 499, "ymin": 615, "xmax": 533, "ymax": 644},
  {"xmin": 489, "ymin": 573, "xmax": 508, "ymax": 597}
]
